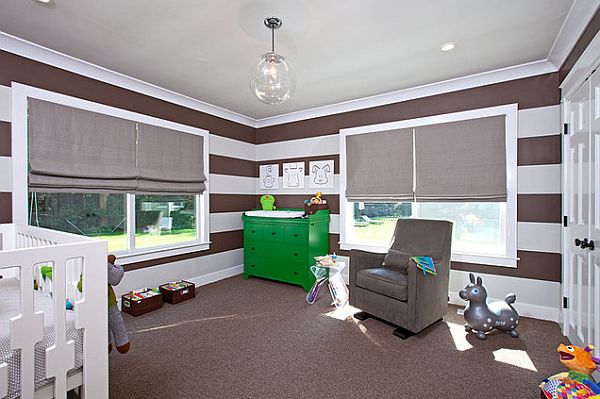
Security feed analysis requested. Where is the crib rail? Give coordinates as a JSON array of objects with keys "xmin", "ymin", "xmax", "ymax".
[{"xmin": 0, "ymin": 224, "xmax": 108, "ymax": 399}]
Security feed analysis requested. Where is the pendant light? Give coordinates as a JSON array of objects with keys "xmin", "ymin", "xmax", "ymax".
[{"xmin": 250, "ymin": 17, "xmax": 295, "ymax": 105}]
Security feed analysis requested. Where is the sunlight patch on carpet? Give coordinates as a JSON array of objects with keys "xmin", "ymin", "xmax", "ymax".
[
  {"xmin": 323, "ymin": 304, "xmax": 359, "ymax": 321},
  {"xmin": 493, "ymin": 348, "xmax": 537, "ymax": 372},
  {"xmin": 447, "ymin": 321, "xmax": 473, "ymax": 351},
  {"xmin": 130, "ymin": 314, "xmax": 241, "ymax": 334}
]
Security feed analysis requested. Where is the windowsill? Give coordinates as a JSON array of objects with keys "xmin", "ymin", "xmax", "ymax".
[
  {"xmin": 339, "ymin": 242, "xmax": 517, "ymax": 268},
  {"xmin": 115, "ymin": 241, "xmax": 211, "ymax": 265}
]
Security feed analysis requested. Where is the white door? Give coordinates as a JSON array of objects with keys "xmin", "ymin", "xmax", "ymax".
[{"xmin": 564, "ymin": 76, "xmax": 595, "ymax": 348}]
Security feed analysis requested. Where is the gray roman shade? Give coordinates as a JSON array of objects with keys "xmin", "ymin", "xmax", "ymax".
[
  {"xmin": 28, "ymin": 98, "xmax": 138, "ymax": 193},
  {"xmin": 136, "ymin": 123, "xmax": 207, "ymax": 194},
  {"xmin": 414, "ymin": 116, "xmax": 506, "ymax": 202},
  {"xmin": 345, "ymin": 128, "xmax": 414, "ymax": 201}
]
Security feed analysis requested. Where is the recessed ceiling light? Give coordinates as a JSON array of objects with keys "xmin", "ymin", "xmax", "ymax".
[
  {"xmin": 441, "ymin": 42, "xmax": 455, "ymax": 52},
  {"xmin": 33, "ymin": 0, "xmax": 55, "ymax": 5}
]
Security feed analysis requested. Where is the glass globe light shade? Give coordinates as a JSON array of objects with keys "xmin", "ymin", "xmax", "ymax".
[{"xmin": 250, "ymin": 52, "xmax": 295, "ymax": 105}]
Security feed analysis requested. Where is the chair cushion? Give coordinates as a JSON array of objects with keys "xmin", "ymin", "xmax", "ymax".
[
  {"xmin": 356, "ymin": 267, "xmax": 408, "ymax": 301},
  {"xmin": 382, "ymin": 249, "xmax": 410, "ymax": 272}
]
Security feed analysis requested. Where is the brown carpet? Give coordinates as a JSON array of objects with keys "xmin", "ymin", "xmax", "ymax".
[{"xmin": 109, "ymin": 276, "xmax": 567, "ymax": 398}]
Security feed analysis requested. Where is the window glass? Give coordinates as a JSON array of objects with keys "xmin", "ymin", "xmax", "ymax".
[
  {"xmin": 29, "ymin": 192, "xmax": 127, "ymax": 252},
  {"xmin": 134, "ymin": 194, "xmax": 197, "ymax": 249},
  {"xmin": 348, "ymin": 202, "xmax": 505, "ymax": 257}
]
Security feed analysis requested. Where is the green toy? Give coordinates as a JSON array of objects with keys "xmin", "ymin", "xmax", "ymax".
[{"xmin": 260, "ymin": 194, "xmax": 276, "ymax": 210}]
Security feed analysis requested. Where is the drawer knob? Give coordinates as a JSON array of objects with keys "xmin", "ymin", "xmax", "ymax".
[
  {"xmin": 272, "ymin": 232, "xmax": 276, "ymax": 235},
  {"xmin": 293, "ymin": 233, "xmax": 299, "ymax": 237},
  {"xmin": 293, "ymin": 252, "xmax": 298, "ymax": 256},
  {"xmin": 251, "ymin": 264, "xmax": 255, "ymax": 268},
  {"xmin": 251, "ymin": 247, "xmax": 255, "ymax": 251},
  {"xmin": 251, "ymin": 229, "xmax": 256, "ymax": 233},
  {"xmin": 293, "ymin": 272, "xmax": 298, "ymax": 276}
]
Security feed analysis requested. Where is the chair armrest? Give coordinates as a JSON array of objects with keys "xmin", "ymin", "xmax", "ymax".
[
  {"xmin": 349, "ymin": 249, "xmax": 387, "ymax": 302},
  {"xmin": 406, "ymin": 256, "xmax": 451, "ymax": 332}
]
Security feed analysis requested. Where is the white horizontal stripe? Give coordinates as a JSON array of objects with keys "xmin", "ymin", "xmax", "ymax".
[
  {"xmin": 209, "ymin": 134, "xmax": 255, "ymax": 161},
  {"xmin": 517, "ymin": 164, "xmax": 561, "ymax": 194},
  {"xmin": 117, "ymin": 248, "xmax": 244, "ymax": 296},
  {"xmin": 449, "ymin": 270, "xmax": 560, "ymax": 321},
  {"xmin": 517, "ymin": 222, "xmax": 561, "ymax": 254},
  {"xmin": 518, "ymin": 105, "xmax": 560, "ymax": 138},
  {"xmin": 210, "ymin": 212, "xmax": 243, "ymax": 233},
  {"xmin": 256, "ymin": 135, "xmax": 339, "ymax": 161},
  {"xmin": 258, "ymin": 175, "xmax": 340, "ymax": 195},
  {"xmin": 0, "ymin": 156, "xmax": 10, "ymax": 192},
  {"xmin": 0, "ymin": 85, "xmax": 10, "ymax": 122},
  {"xmin": 209, "ymin": 174, "xmax": 256, "ymax": 194}
]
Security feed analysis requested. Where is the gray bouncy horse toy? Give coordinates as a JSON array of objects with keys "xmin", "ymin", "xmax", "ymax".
[{"xmin": 459, "ymin": 273, "xmax": 520, "ymax": 340}]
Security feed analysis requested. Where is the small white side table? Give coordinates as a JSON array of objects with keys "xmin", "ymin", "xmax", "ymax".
[{"xmin": 306, "ymin": 262, "xmax": 349, "ymax": 308}]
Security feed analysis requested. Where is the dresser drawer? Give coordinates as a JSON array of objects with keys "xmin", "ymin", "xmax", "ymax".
[
  {"xmin": 245, "ymin": 225, "xmax": 263, "ymax": 241},
  {"xmin": 285, "ymin": 226, "xmax": 307, "ymax": 244},
  {"xmin": 283, "ymin": 248, "xmax": 308, "ymax": 263},
  {"xmin": 263, "ymin": 225, "xmax": 284, "ymax": 242}
]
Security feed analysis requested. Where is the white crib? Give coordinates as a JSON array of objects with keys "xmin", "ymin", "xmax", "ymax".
[{"xmin": 0, "ymin": 224, "xmax": 108, "ymax": 399}]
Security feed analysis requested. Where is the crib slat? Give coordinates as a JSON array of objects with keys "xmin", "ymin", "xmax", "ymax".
[
  {"xmin": 45, "ymin": 256, "xmax": 75, "ymax": 399},
  {"xmin": 0, "ymin": 362, "xmax": 7, "ymax": 398}
]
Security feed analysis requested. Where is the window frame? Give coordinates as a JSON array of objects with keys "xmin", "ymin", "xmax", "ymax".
[
  {"xmin": 339, "ymin": 104, "xmax": 518, "ymax": 268},
  {"xmin": 12, "ymin": 83, "xmax": 211, "ymax": 264}
]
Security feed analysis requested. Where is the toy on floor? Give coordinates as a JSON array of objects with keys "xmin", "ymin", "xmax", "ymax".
[
  {"xmin": 459, "ymin": 273, "xmax": 519, "ymax": 340},
  {"xmin": 260, "ymin": 194, "xmax": 276, "ymax": 210},
  {"xmin": 540, "ymin": 344, "xmax": 600, "ymax": 398},
  {"xmin": 78, "ymin": 254, "xmax": 130, "ymax": 354}
]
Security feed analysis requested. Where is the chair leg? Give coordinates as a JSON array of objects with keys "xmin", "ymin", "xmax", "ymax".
[
  {"xmin": 353, "ymin": 311, "xmax": 371, "ymax": 321},
  {"xmin": 392, "ymin": 326, "xmax": 415, "ymax": 339}
]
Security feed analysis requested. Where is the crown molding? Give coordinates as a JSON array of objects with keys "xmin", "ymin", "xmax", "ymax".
[
  {"xmin": 0, "ymin": 31, "xmax": 559, "ymax": 130},
  {"xmin": 547, "ymin": 0, "xmax": 600, "ymax": 69},
  {"xmin": 0, "ymin": 31, "xmax": 257, "ymax": 127},
  {"xmin": 254, "ymin": 60, "xmax": 557, "ymax": 128}
]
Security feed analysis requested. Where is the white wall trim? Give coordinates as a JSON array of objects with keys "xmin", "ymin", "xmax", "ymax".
[
  {"xmin": 547, "ymin": 0, "xmax": 600, "ymax": 69},
  {"xmin": 187, "ymin": 264, "xmax": 244, "ymax": 288},
  {"xmin": 1, "ymin": 31, "xmax": 560, "ymax": 129},
  {"xmin": 561, "ymin": 26, "xmax": 600, "ymax": 97},
  {"xmin": 254, "ymin": 60, "xmax": 556, "ymax": 128},
  {"xmin": 0, "ymin": 32, "xmax": 256, "ymax": 127}
]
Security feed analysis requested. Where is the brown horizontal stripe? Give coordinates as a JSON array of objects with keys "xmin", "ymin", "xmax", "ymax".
[
  {"xmin": 560, "ymin": 8, "xmax": 600, "ymax": 82},
  {"xmin": 256, "ymin": 73, "xmax": 560, "ymax": 144},
  {"xmin": 0, "ymin": 51, "xmax": 255, "ymax": 144},
  {"xmin": 0, "ymin": 122, "xmax": 10, "ymax": 157},
  {"xmin": 257, "ymin": 155, "xmax": 340, "ymax": 176},
  {"xmin": 210, "ymin": 194, "xmax": 257, "ymax": 213},
  {"xmin": 0, "ymin": 192, "xmax": 11, "ymax": 223},
  {"xmin": 517, "ymin": 135, "xmax": 561, "ymax": 166},
  {"xmin": 124, "ymin": 230, "xmax": 243, "ymax": 272},
  {"xmin": 452, "ymin": 250, "xmax": 561, "ymax": 282},
  {"xmin": 259, "ymin": 194, "xmax": 340, "ymax": 214},
  {"xmin": 517, "ymin": 194, "xmax": 561, "ymax": 223},
  {"xmin": 330, "ymin": 233, "xmax": 560, "ymax": 282},
  {"xmin": 210, "ymin": 155, "xmax": 256, "ymax": 177}
]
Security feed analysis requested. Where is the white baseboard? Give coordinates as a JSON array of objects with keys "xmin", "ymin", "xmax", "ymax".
[
  {"xmin": 448, "ymin": 291, "xmax": 560, "ymax": 323},
  {"xmin": 187, "ymin": 264, "xmax": 244, "ymax": 288}
]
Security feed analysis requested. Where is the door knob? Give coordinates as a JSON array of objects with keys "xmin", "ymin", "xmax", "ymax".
[{"xmin": 575, "ymin": 238, "xmax": 582, "ymax": 247}]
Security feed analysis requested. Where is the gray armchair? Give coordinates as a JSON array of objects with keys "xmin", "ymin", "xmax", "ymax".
[{"xmin": 349, "ymin": 218, "xmax": 453, "ymax": 338}]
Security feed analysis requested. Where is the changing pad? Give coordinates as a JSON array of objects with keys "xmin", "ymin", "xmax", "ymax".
[{"xmin": 245, "ymin": 210, "xmax": 305, "ymax": 218}]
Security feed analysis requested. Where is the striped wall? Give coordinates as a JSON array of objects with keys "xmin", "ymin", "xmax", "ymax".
[
  {"xmin": 252, "ymin": 76, "xmax": 562, "ymax": 320},
  {"xmin": 0, "ymin": 53, "xmax": 255, "ymax": 293}
]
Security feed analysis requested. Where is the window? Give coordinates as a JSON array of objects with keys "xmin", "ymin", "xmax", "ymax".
[
  {"xmin": 13, "ymin": 83, "xmax": 210, "ymax": 261},
  {"xmin": 340, "ymin": 104, "xmax": 517, "ymax": 267},
  {"xmin": 29, "ymin": 193, "xmax": 201, "ymax": 254},
  {"xmin": 347, "ymin": 202, "xmax": 506, "ymax": 257}
]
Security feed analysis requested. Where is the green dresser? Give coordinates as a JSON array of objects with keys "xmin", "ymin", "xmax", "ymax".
[{"xmin": 242, "ymin": 209, "xmax": 330, "ymax": 292}]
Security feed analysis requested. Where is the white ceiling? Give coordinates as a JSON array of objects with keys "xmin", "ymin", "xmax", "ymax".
[{"xmin": 0, "ymin": 0, "xmax": 578, "ymax": 119}]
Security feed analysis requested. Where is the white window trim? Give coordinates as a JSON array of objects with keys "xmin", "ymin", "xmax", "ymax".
[
  {"xmin": 11, "ymin": 82, "xmax": 211, "ymax": 263},
  {"xmin": 339, "ymin": 103, "xmax": 518, "ymax": 268}
]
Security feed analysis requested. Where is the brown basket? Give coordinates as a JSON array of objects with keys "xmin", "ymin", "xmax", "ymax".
[
  {"xmin": 121, "ymin": 291, "xmax": 163, "ymax": 317},
  {"xmin": 159, "ymin": 281, "xmax": 196, "ymax": 304},
  {"xmin": 304, "ymin": 203, "xmax": 329, "ymax": 215}
]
